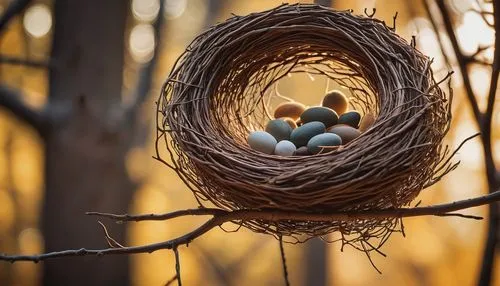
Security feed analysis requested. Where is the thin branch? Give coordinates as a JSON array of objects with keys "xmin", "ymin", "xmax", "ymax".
[
  {"xmin": 0, "ymin": 0, "xmax": 32, "ymax": 35},
  {"xmin": 97, "ymin": 221, "xmax": 125, "ymax": 248},
  {"xmin": 2, "ymin": 189, "xmax": 499, "ymax": 263},
  {"xmin": 435, "ymin": 0, "xmax": 482, "ymax": 122},
  {"xmin": 0, "ymin": 54, "xmax": 51, "ymax": 69},
  {"xmin": 421, "ymin": 0, "xmax": 452, "ymax": 69},
  {"xmin": 173, "ymin": 247, "xmax": 182, "ymax": 286},
  {"xmin": 0, "ymin": 84, "xmax": 49, "ymax": 136},
  {"xmin": 124, "ymin": 0, "xmax": 165, "ymax": 120},
  {"xmin": 279, "ymin": 236, "xmax": 290, "ymax": 286},
  {"xmin": 85, "ymin": 208, "xmax": 226, "ymax": 223}
]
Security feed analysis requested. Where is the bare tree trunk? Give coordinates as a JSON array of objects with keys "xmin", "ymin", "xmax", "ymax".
[{"xmin": 42, "ymin": 1, "xmax": 134, "ymax": 285}]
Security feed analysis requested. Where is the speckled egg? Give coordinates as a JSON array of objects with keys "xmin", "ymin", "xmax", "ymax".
[
  {"xmin": 274, "ymin": 102, "xmax": 306, "ymax": 120},
  {"xmin": 280, "ymin": 117, "xmax": 298, "ymax": 129},
  {"xmin": 265, "ymin": 119, "xmax": 293, "ymax": 142},
  {"xmin": 294, "ymin": 146, "xmax": 310, "ymax": 156},
  {"xmin": 247, "ymin": 131, "xmax": 277, "ymax": 154},
  {"xmin": 359, "ymin": 113, "xmax": 376, "ymax": 132},
  {"xmin": 290, "ymin": 121, "xmax": 326, "ymax": 147},
  {"xmin": 300, "ymin": 106, "xmax": 338, "ymax": 128},
  {"xmin": 307, "ymin": 133, "xmax": 342, "ymax": 154},
  {"xmin": 338, "ymin": 111, "xmax": 361, "ymax": 128},
  {"xmin": 322, "ymin": 90, "xmax": 349, "ymax": 115},
  {"xmin": 328, "ymin": 124, "xmax": 361, "ymax": 144},
  {"xmin": 274, "ymin": 140, "xmax": 296, "ymax": 156}
]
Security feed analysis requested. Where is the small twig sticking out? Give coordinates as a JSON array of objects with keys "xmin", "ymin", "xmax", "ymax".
[
  {"xmin": 164, "ymin": 275, "xmax": 178, "ymax": 286},
  {"xmin": 279, "ymin": 236, "xmax": 290, "ymax": 286},
  {"xmin": 390, "ymin": 12, "xmax": 398, "ymax": 31},
  {"xmin": 97, "ymin": 221, "xmax": 125, "ymax": 248},
  {"xmin": 174, "ymin": 247, "xmax": 182, "ymax": 286},
  {"xmin": 364, "ymin": 8, "xmax": 376, "ymax": 18}
]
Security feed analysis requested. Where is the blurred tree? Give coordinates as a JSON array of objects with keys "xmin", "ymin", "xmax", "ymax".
[{"xmin": 0, "ymin": 0, "xmax": 163, "ymax": 285}]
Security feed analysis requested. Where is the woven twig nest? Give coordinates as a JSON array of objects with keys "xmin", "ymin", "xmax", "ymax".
[{"xmin": 157, "ymin": 4, "xmax": 453, "ymax": 246}]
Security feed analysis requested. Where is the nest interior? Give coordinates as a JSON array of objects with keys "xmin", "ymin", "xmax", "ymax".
[{"xmin": 157, "ymin": 4, "xmax": 453, "ymax": 247}]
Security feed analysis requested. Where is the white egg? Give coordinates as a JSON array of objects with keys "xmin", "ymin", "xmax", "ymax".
[
  {"xmin": 274, "ymin": 140, "xmax": 297, "ymax": 156},
  {"xmin": 247, "ymin": 131, "xmax": 277, "ymax": 154}
]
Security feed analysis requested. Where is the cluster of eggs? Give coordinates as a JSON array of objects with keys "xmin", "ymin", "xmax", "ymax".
[{"xmin": 247, "ymin": 90, "xmax": 375, "ymax": 156}]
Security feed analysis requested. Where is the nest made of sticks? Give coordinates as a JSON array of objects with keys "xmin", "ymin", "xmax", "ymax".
[{"xmin": 156, "ymin": 4, "xmax": 454, "ymax": 248}]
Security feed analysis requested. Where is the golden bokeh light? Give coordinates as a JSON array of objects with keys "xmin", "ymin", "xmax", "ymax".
[
  {"xmin": 164, "ymin": 0, "xmax": 187, "ymax": 19},
  {"xmin": 132, "ymin": 0, "xmax": 160, "ymax": 22},
  {"xmin": 129, "ymin": 24, "xmax": 155, "ymax": 63},
  {"xmin": 23, "ymin": 4, "xmax": 52, "ymax": 38}
]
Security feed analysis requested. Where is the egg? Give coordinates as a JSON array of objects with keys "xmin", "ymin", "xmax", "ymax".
[
  {"xmin": 294, "ymin": 146, "xmax": 310, "ymax": 156},
  {"xmin": 247, "ymin": 131, "xmax": 277, "ymax": 154},
  {"xmin": 300, "ymin": 106, "xmax": 338, "ymax": 128},
  {"xmin": 265, "ymin": 119, "xmax": 293, "ymax": 141},
  {"xmin": 359, "ymin": 113, "xmax": 376, "ymax": 132},
  {"xmin": 322, "ymin": 90, "xmax": 349, "ymax": 115},
  {"xmin": 328, "ymin": 124, "xmax": 361, "ymax": 144},
  {"xmin": 280, "ymin": 117, "xmax": 298, "ymax": 129},
  {"xmin": 307, "ymin": 133, "xmax": 342, "ymax": 154},
  {"xmin": 338, "ymin": 111, "xmax": 361, "ymax": 128},
  {"xmin": 290, "ymin": 121, "xmax": 326, "ymax": 147},
  {"xmin": 274, "ymin": 102, "xmax": 306, "ymax": 120},
  {"xmin": 274, "ymin": 140, "xmax": 297, "ymax": 156}
]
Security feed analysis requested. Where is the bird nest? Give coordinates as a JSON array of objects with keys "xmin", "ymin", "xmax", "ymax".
[{"xmin": 156, "ymin": 4, "xmax": 454, "ymax": 248}]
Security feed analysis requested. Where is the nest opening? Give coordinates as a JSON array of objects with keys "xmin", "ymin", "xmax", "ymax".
[{"xmin": 157, "ymin": 4, "xmax": 453, "ymax": 247}]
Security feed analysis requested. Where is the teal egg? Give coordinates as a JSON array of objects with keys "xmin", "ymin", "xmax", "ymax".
[
  {"xmin": 307, "ymin": 133, "xmax": 342, "ymax": 154},
  {"xmin": 338, "ymin": 111, "xmax": 361, "ymax": 128},
  {"xmin": 290, "ymin": 121, "xmax": 326, "ymax": 147},
  {"xmin": 300, "ymin": 106, "xmax": 338, "ymax": 128},
  {"xmin": 328, "ymin": 124, "xmax": 361, "ymax": 144},
  {"xmin": 265, "ymin": 119, "xmax": 293, "ymax": 142},
  {"xmin": 247, "ymin": 131, "xmax": 277, "ymax": 154}
]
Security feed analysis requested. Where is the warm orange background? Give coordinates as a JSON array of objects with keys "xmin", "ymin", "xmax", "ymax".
[{"xmin": 0, "ymin": 0, "xmax": 499, "ymax": 285}]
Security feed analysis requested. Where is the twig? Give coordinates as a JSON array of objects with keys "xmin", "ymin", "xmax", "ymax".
[
  {"xmin": 421, "ymin": 0, "xmax": 452, "ymax": 69},
  {"xmin": 97, "ymin": 221, "xmax": 125, "ymax": 248},
  {"xmin": 124, "ymin": 0, "xmax": 165, "ymax": 120},
  {"xmin": 85, "ymin": 208, "xmax": 226, "ymax": 223},
  {"xmin": 0, "ymin": 0, "xmax": 32, "ymax": 35},
  {"xmin": 279, "ymin": 236, "xmax": 290, "ymax": 286},
  {"xmin": 0, "ymin": 84, "xmax": 49, "ymax": 136},
  {"xmin": 173, "ymin": 247, "xmax": 182, "ymax": 286},
  {"xmin": 0, "ymin": 54, "xmax": 51, "ymax": 69}
]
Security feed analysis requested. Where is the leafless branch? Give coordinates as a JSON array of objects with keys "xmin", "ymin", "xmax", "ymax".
[
  {"xmin": 174, "ymin": 247, "xmax": 182, "ymax": 286},
  {"xmin": 279, "ymin": 236, "xmax": 290, "ymax": 286},
  {"xmin": 0, "ymin": 84, "xmax": 49, "ymax": 136},
  {"xmin": 0, "ymin": 0, "xmax": 32, "ymax": 35},
  {"xmin": 0, "ymin": 54, "xmax": 51, "ymax": 69},
  {"xmin": 124, "ymin": 0, "xmax": 165, "ymax": 120},
  {"xmin": 435, "ymin": 0, "xmax": 482, "ymax": 122},
  {"xmin": 1, "ymin": 189, "xmax": 499, "ymax": 263}
]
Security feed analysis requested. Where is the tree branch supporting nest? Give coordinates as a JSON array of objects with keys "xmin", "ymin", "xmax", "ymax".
[{"xmin": 1, "ymin": 189, "xmax": 499, "ymax": 263}]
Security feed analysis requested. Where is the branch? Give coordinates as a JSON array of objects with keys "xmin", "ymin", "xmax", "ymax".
[
  {"xmin": 435, "ymin": 0, "xmax": 482, "ymax": 122},
  {"xmin": 0, "ymin": 84, "xmax": 49, "ymax": 136},
  {"xmin": 124, "ymin": 0, "xmax": 165, "ymax": 120},
  {"xmin": 0, "ymin": 0, "xmax": 32, "ymax": 35},
  {"xmin": 0, "ymin": 54, "xmax": 51, "ymax": 69},
  {"xmin": 2, "ymin": 189, "xmax": 500, "ymax": 263}
]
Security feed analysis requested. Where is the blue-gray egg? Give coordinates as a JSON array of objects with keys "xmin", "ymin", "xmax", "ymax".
[
  {"xmin": 290, "ymin": 121, "xmax": 326, "ymax": 147},
  {"xmin": 300, "ymin": 106, "xmax": 338, "ymax": 128},
  {"xmin": 247, "ymin": 131, "xmax": 277, "ymax": 154},
  {"xmin": 294, "ymin": 146, "xmax": 310, "ymax": 156},
  {"xmin": 328, "ymin": 124, "xmax": 361, "ymax": 144},
  {"xmin": 265, "ymin": 119, "xmax": 293, "ymax": 142},
  {"xmin": 307, "ymin": 133, "xmax": 342, "ymax": 154},
  {"xmin": 338, "ymin": 111, "xmax": 361, "ymax": 128},
  {"xmin": 274, "ymin": 140, "xmax": 296, "ymax": 156}
]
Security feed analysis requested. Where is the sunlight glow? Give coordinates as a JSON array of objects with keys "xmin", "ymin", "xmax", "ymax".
[
  {"xmin": 164, "ymin": 0, "xmax": 187, "ymax": 19},
  {"xmin": 23, "ymin": 4, "xmax": 52, "ymax": 38},
  {"xmin": 132, "ymin": 0, "xmax": 160, "ymax": 22},
  {"xmin": 456, "ymin": 11, "xmax": 495, "ymax": 55},
  {"xmin": 129, "ymin": 24, "xmax": 155, "ymax": 63}
]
